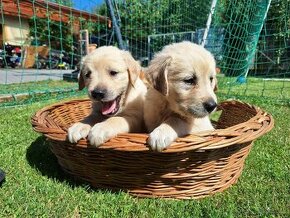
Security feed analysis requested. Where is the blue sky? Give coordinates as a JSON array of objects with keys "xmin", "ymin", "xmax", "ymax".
[{"xmin": 72, "ymin": 0, "xmax": 103, "ymax": 12}]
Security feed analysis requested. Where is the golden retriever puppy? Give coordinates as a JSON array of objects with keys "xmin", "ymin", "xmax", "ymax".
[
  {"xmin": 68, "ymin": 46, "xmax": 147, "ymax": 146},
  {"xmin": 144, "ymin": 41, "xmax": 217, "ymax": 151}
]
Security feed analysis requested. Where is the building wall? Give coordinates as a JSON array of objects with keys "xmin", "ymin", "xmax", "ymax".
[{"xmin": 0, "ymin": 15, "xmax": 30, "ymax": 46}]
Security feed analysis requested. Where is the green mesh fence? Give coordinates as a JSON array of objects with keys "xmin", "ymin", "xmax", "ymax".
[
  {"xmin": 212, "ymin": 0, "xmax": 290, "ymax": 100},
  {"xmin": 0, "ymin": 0, "xmax": 289, "ymax": 107}
]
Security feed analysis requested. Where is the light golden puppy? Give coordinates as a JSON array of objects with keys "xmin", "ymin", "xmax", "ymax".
[
  {"xmin": 68, "ymin": 46, "xmax": 147, "ymax": 146},
  {"xmin": 144, "ymin": 41, "xmax": 217, "ymax": 151}
]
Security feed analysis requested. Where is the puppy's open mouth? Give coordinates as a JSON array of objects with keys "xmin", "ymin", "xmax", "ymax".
[{"xmin": 101, "ymin": 95, "xmax": 122, "ymax": 116}]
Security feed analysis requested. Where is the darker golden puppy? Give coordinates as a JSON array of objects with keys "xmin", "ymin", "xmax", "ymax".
[{"xmin": 144, "ymin": 41, "xmax": 217, "ymax": 151}]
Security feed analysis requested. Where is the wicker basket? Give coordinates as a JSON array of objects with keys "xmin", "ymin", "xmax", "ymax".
[{"xmin": 31, "ymin": 99, "xmax": 274, "ymax": 199}]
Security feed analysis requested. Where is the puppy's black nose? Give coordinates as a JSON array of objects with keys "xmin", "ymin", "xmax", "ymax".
[
  {"xmin": 203, "ymin": 99, "xmax": 217, "ymax": 113},
  {"xmin": 91, "ymin": 89, "xmax": 105, "ymax": 100}
]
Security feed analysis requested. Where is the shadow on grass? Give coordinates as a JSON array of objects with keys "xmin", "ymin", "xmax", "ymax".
[
  {"xmin": 26, "ymin": 136, "xmax": 89, "ymax": 189},
  {"xmin": 26, "ymin": 136, "xmax": 136, "ymax": 196}
]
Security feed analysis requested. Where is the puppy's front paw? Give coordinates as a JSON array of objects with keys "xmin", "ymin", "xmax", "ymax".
[
  {"xmin": 147, "ymin": 125, "xmax": 178, "ymax": 152},
  {"xmin": 88, "ymin": 123, "xmax": 115, "ymax": 147},
  {"xmin": 68, "ymin": 122, "xmax": 91, "ymax": 143}
]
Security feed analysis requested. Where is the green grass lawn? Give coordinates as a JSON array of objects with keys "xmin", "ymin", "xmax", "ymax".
[
  {"xmin": 0, "ymin": 80, "xmax": 85, "ymax": 107},
  {"xmin": 0, "ymin": 89, "xmax": 289, "ymax": 217},
  {"xmin": 217, "ymin": 75, "xmax": 290, "ymax": 100},
  {"xmin": 1, "ymin": 76, "xmax": 289, "ymax": 106},
  {"xmin": 0, "ymin": 80, "xmax": 78, "ymax": 95}
]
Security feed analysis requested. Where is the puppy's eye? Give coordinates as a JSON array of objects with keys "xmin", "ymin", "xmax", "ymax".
[
  {"xmin": 183, "ymin": 76, "xmax": 197, "ymax": 85},
  {"xmin": 210, "ymin": 76, "xmax": 214, "ymax": 83},
  {"xmin": 85, "ymin": 70, "xmax": 91, "ymax": 78},
  {"xmin": 110, "ymin": 71, "xmax": 118, "ymax": 76}
]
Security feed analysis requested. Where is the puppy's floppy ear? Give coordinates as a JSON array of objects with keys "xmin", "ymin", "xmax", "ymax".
[
  {"xmin": 213, "ymin": 67, "xmax": 221, "ymax": 92},
  {"xmin": 122, "ymin": 51, "xmax": 141, "ymax": 86},
  {"xmin": 214, "ymin": 77, "xmax": 218, "ymax": 92},
  {"xmin": 78, "ymin": 57, "xmax": 87, "ymax": 91},
  {"xmin": 78, "ymin": 66, "xmax": 86, "ymax": 91},
  {"xmin": 214, "ymin": 67, "xmax": 219, "ymax": 92},
  {"xmin": 146, "ymin": 55, "xmax": 172, "ymax": 96}
]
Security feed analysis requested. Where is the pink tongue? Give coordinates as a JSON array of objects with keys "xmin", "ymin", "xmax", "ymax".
[{"xmin": 101, "ymin": 100, "xmax": 117, "ymax": 115}]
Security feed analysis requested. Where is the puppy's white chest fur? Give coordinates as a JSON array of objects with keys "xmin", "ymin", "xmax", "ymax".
[
  {"xmin": 144, "ymin": 88, "xmax": 169, "ymax": 132},
  {"xmin": 127, "ymin": 78, "xmax": 147, "ymax": 104},
  {"xmin": 189, "ymin": 117, "xmax": 214, "ymax": 132}
]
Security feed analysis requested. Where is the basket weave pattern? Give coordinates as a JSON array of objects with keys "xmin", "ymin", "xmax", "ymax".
[{"xmin": 32, "ymin": 99, "xmax": 274, "ymax": 199}]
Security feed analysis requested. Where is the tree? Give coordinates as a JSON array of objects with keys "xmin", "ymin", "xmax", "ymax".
[
  {"xmin": 216, "ymin": 0, "xmax": 290, "ymax": 77},
  {"xmin": 29, "ymin": 0, "xmax": 74, "ymax": 51},
  {"xmin": 94, "ymin": 0, "xmax": 211, "ymax": 59},
  {"xmin": 258, "ymin": 0, "xmax": 290, "ymax": 75},
  {"xmin": 50, "ymin": 0, "xmax": 73, "ymax": 7}
]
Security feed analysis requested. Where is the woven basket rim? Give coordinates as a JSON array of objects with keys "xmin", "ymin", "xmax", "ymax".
[{"xmin": 31, "ymin": 99, "xmax": 274, "ymax": 152}]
